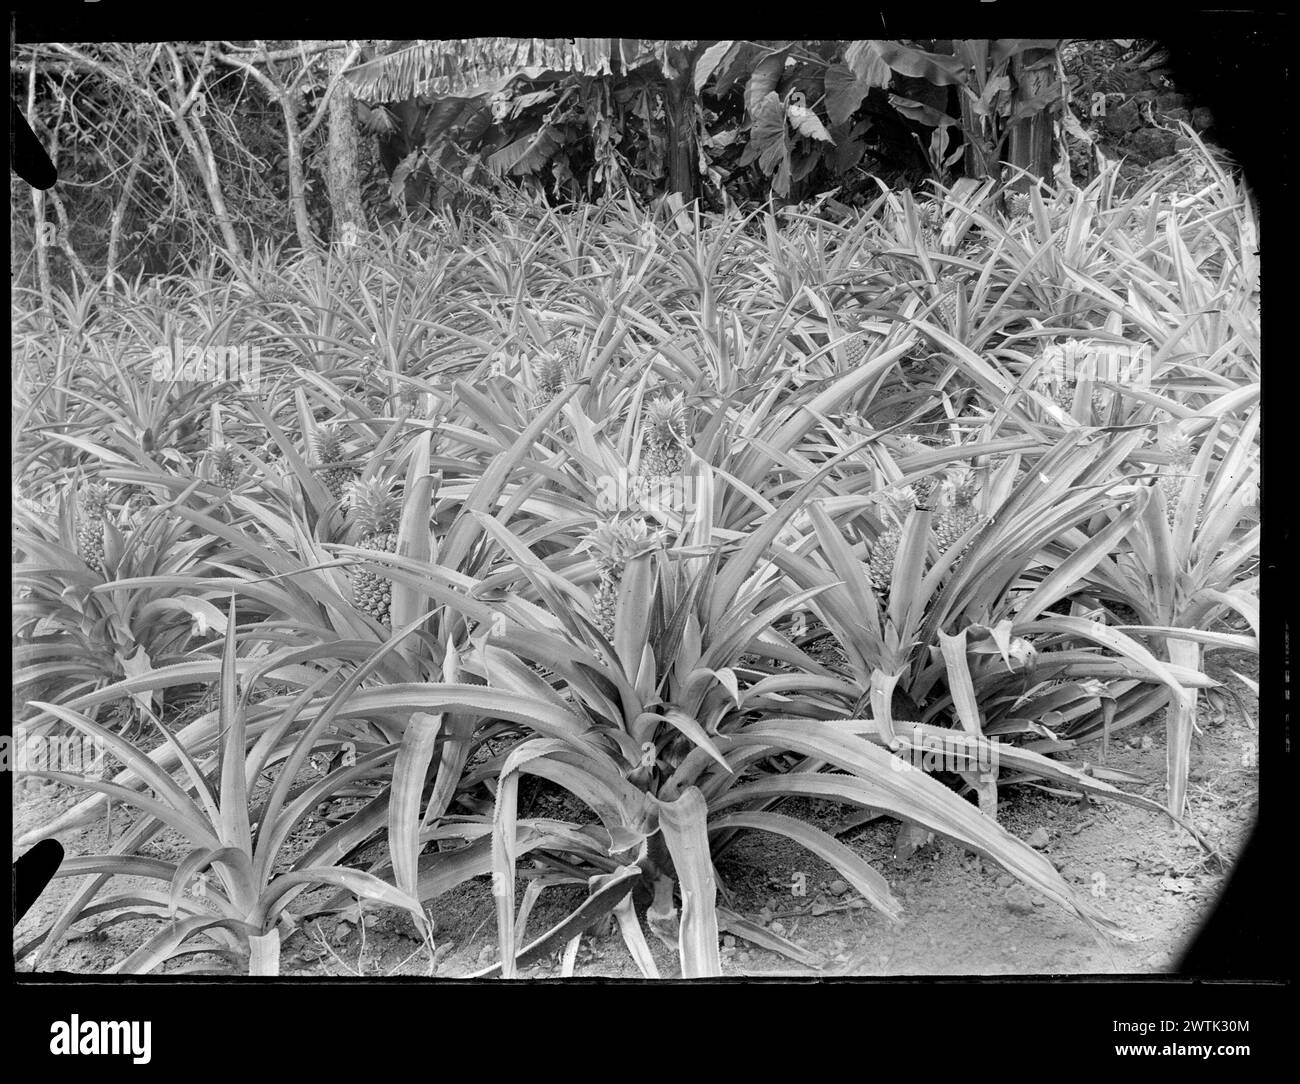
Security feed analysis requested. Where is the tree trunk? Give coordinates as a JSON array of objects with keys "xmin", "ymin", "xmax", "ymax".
[
  {"xmin": 281, "ymin": 94, "xmax": 316, "ymax": 252},
  {"xmin": 1007, "ymin": 47, "xmax": 1058, "ymax": 187},
  {"xmin": 662, "ymin": 44, "xmax": 701, "ymax": 203},
  {"xmin": 326, "ymin": 45, "xmax": 364, "ymax": 245},
  {"xmin": 105, "ymin": 134, "xmax": 146, "ymax": 289},
  {"xmin": 161, "ymin": 54, "xmax": 249, "ymax": 277},
  {"xmin": 26, "ymin": 65, "xmax": 52, "ymax": 313}
]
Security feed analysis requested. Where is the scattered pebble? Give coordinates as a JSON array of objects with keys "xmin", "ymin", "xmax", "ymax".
[
  {"xmin": 770, "ymin": 921, "xmax": 786, "ymax": 936},
  {"xmin": 827, "ymin": 879, "xmax": 849, "ymax": 897},
  {"xmin": 1027, "ymin": 826, "xmax": 1050, "ymax": 849},
  {"xmin": 1005, "ymin": 884, "xmax": 1035, "ymax": 915},
  {"xmin": 997, "ymin": 874, "xmax": 1014, "ymax": 889}
]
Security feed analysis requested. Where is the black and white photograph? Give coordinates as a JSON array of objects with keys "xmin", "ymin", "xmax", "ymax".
[{"xmin": 8, "ymin": 24, "xmax": 1283, "ymax": 1031}]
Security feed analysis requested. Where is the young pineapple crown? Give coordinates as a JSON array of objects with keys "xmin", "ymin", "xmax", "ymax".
[
  {"xmin": 347, "ymin": 479, "xmax": 403, "ymax": 538},
  {"xmin": 81, "ymin": 481, "xmax": 111, "ymax": 515},
  {"xmin": 314, "ymin": 429, "xmax": 346, "ymax": 463},
  {"xmin": 645, "ymin": 395, "xmax": 686, "ymax": 444},
  {"xmin": 536, "ymin": 353, "xmax": 567, "ymax": 391},
  {"xmin": 581, "ymin": 517, "xmax": 652, "ymax": 571},
  {"xmin": 1159, "ymin": 430, "xmax": 1195, "ymax": 464},
  {"xmin": 938, "ymin": 468, "xmax": 977, "ymax": 509},
  {"xmin": 876, "ymin": 482, "xmax": 919, "ymax": 522}
]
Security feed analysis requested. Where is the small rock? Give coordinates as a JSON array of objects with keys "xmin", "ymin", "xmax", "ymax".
[
  {"xmin": 1139, "ymin": 735, "xmax": 1153, "ymax": 751},
  {"xmin": 997, "ymin": 874, "xmax": 1014, "ymax": 889},
  {"xmin": 1104, "ymin": 100, "xmax": 1141, "ymax": 135},
  {"xmin": 1027, "ymin": 827, "xmax": 1050, "ymax": 850},
  {"xmin": 1130, "ymin": 127, "xmax": 1177, "ymax": 163},
  {"xmin": 1005, "ymin": 884, "xmax": 1035, "ymax": 916},
  {"xmin": 770, "ymin": 921, "xmax": 786, "ymax": 936},
  {"xmin": 827, "ymin": 879, "xmax": 849, "ymax": 897}
]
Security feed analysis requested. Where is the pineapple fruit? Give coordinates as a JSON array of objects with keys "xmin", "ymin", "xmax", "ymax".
[
  {"xmin": 547, "ymin": 324, "xmax": 582, "ymax": 373},
  {"xmin": 867, "ymin": 487, "xmax": 918, "ymax": 600},
  {"xmin": 77, "ymin": 482, "xmax": 111, "ymax": 574},
  {"xmin": 641, "ymin": 395, "xmax": 688, "ymax": 480},
  {"xmin": 210, "ymin": 444, "xmax": 241, "ymax": 489},
  {"xmin": 533, "ymin": 354, "xmax": 570, "ymax": 410},
  {"xmin": 841, "ymin": 329, "xmax": 880, "ymax": 366},
  {"xmin": 867, "ymin": 520, "xmax": 904, "ymax": 599},
  {"xmin": 1006, "ymin": 190, "xmax": 1030, "ymax": 220},
  {"xmin": 124, "ymin": 486, "xmax": 153, "ymax": 524},
  {"xmin": 591, "ymin": 572, "xmax": 619, "ymax": 640},
  {"xmin": 933, "ymin": 473, "xmax": 980, "ymax": 554},
  {"xmin": 920, "ymin": 202, "xmax": 944, "ymax": 251},
  {"xmin": 1157, "ymin": 431, "xmax": 1196, "ymax": 523},
  {"xmin": 347, "ymin": 478, "xmax": 403, "ymax": 628},
  {"xmin": 935, "ymin": 279, "xmax": 961, "ymax": 326},
  {"xmin": 314, "ymin": 428, "xmax": 355, "ymax": 502},
  {"xmin": 256, "ymin": 439, "xmax": 286, "ymax": 478},
  {"xmin": 581, "ymin": 518, "xmax": 650, "ymax": 639}
]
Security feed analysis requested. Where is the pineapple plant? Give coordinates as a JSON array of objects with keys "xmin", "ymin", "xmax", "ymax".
[
  {"xmin": 347, "ymin": 478, "xmax": 403, "ymax": 628},
  {"xmin": 314, "ymin": 428, "xmax": 355, "ymax": 502},
  {"xmin": 641, "ymin": 395, "xmax": 688, "ymax": 480},
  {"xmin": 77, "ymin": 482, "xmax": 111, "ymax": 575}
]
